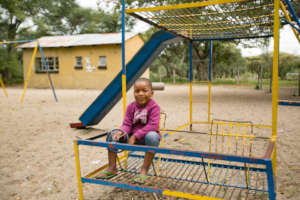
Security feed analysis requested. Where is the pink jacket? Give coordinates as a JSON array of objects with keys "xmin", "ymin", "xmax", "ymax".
[{"xmin": 120, "ymin": 99, "xmax": 160, "ymax": 140}]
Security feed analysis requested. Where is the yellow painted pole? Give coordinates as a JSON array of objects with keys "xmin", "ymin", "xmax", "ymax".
[
  {"xmin": 163, "ymin": 190, "xmax": 223, "ymax": 200},
  {"xmin": 74, "ymin": 141, "xmax": 84, "ymax": 200},
  {"xmin": 20, "ymin": 42, "xmax": 39, "ymax": 103},
  {"xmin": 272, "ymin": 0, "xmax": 280, "ymax": 176},
  {"xmin": 122, "ymin": 74, "xmax": 129, "ymax": 169},
  {"xmin": 122, "ymin": 74, "xmax": 127, "ymax": 116},
  {"xmin": 0, "ymin": 76, "xmax": 8, "ymax": 97},
  {"xmin": 280, "ymin": 1, "xmax": 300, "ymax": 44}
]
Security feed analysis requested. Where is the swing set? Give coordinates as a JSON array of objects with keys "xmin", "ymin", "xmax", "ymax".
[{"xmin": 0, "ymin": 40, "xmax": 58, "ymax": 103}]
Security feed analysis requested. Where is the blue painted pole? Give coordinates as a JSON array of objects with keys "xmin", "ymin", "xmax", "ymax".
[
  {"xmin": 266, "ymin": 160, "xmax": 276, "ymax": 200},
  {"xmin": 189, "ymin": 40, "xmax": 193, "ymax": 131},
  {"xmin": 208, "ymin": 40, "xmax": 213, "ymax": 123},
  {"xmin": 282, "ymin": 18, "xmax": 300, "ymax": 33},
  {"xmin": 121, "ymin": 0, "xmax": 127, "ymax": 117},
  {"xmin": 209, "ymin": 40, "xmax": 213, "ymax": 82},
  {"xmin": 189, "ymin": 40, "xmax": 193, "ymax": 82},
  {"xmin": 285, "ymin": 0, "xmax": 300, "ymax": 29},
  {"xmin": 122, "ymin": 0, "xmax": 126, "ymax": 75},
  {"xmin": 38, "ymin": 44, "xmax": 58, "ymax": 102}
]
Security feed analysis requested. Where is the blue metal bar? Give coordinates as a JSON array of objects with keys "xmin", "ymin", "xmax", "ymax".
[
  {"xmin": 278, "ymin": 100, "xmax": 300, "ymax": 106},
  {"xmin": 189, "ymin": 40, "xmax": 193, "ymax": 82},
  {"xmin": 282, "ymin": 18, "xmax": 300, "ymax": 33},
  {"xmin": 0, "ymin": 39, "xmax": 36, "ymax": 44},
  {"xmin": 77, "ymin": 140, "xmax": 268, "ymax": 165},
  {"xmin": 285, "ymin": 0, "xmax": 300, "ymax": 29},
  {"xmin": 82, "ymin": 177, "xmax": 163, "ymax": 194},
  {"xmin": 265, "ymin": 160, "xmax": 276, "ymax": 200},
  {"xmin": 38, "ymin": 44, "xmax": 58, "ymax": 102},
  {"xmin": 209, "ymin": 40, "xmax": 213, "ymax": 82},
  {"xmin": 122, "ymin": 0, "xmax": 126, "ymax": 75}
]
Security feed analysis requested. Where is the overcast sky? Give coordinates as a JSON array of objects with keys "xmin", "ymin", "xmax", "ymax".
[{"xmin": 76, "ymin": 0, "xmax": 300, "ymax": 57}]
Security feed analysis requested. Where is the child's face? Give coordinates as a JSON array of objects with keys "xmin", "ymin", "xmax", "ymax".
[{"xmin": 134, "ymin": 81, "xmax": 153, "ymax": 107}]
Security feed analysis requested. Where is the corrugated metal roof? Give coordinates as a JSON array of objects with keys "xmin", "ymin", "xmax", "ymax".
[{"xmin": 18, "ymin": 32, "xmax": 138, "ymax": 48}]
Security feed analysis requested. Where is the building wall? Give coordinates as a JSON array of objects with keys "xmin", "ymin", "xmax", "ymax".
[{"xmin": 22, "ymin": 35, "xmax": 149, "ymax": 89}]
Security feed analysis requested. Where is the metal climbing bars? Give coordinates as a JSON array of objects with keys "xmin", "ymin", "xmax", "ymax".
[{"xmin": 74, "ymin": 121, "xmax": 276, "ymax": 199}]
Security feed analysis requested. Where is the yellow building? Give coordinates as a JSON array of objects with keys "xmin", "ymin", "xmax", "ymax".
[{"xmin": 18, "ymin": 33, "xmax": 147, "ymax": 89}]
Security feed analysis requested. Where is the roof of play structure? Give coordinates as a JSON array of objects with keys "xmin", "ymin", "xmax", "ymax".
[{"xmin": 126, "ymin": 0, "xmax": 298, "ymax": 40}]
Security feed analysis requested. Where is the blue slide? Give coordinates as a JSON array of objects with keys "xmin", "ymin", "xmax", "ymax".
[{"xmin": 78, "ymin": 30, "xmax": 177, "ymax": 126}]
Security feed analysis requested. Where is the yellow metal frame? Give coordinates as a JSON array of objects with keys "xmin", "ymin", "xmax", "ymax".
[
  {"xmin": 0, "ymin": 76, "xmax": 8, "ymax": 97},
  {"xmin": 122, "ymin": 74, "xmax": 127, "ymax": 116},
  {"xmin": 126, "ymin": 0, "xmax": 250, "ymax": 13},
  {"xmin": 272, "ymin": 0, "xmax": 280, "ymax": 176},
  {"xmin": 20, "ymin": 42, "xmax": 39, "ymax": 103},
  {"xmin": 74, "ymin": 141, "xmax": 84, "ymax": 200},
  {"xmin": 162, "ymin": 190, "xmax": 223, "ymax": 200},
  {"xmin": 280, "ymin": 1, "xmax": 300, "ymax": 44}
]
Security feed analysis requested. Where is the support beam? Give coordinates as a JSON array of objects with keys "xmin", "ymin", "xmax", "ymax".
[
  {"xmin": 189, "ymin": 40, "xmax": 193, "ymax": 131},
  {"xmin": 271, "ymin": 0, "xmax": 280, "ymax": 177}
]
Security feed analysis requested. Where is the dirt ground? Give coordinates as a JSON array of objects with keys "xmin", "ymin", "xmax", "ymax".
[{"xmin": 0, "ymin": 84, "xmax": 300, "ymax": 200}]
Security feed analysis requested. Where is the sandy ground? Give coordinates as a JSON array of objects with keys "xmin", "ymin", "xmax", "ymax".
[{"xmin": 0, "ymin": 85, "xmax": 300, "ymax": 200}]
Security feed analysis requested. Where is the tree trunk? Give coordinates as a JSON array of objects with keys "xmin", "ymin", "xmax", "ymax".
[
  {"xmin": 237, "ymin": 65, "xmax": 240, "ymax": 85},
  {"xmin": 173, "ymin": 69, "xmax": 176, "ymax": 84},
  {"xmin": 259, "ymin": 65, "xmax": 263, "ymax": 89}
]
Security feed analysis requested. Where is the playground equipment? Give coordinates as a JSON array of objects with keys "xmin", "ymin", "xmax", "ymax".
[
  {"xmin": 74, "ymin": 0, "xmax": 300, "ymax": 199},
  {"xmin": 0, "ymin": 75, "xmax": 8, "ymax": 97},
  {"xmin": 278, "ymin": 99, "xmax": 300, "ymax": 106},
  {"xmin": 0, "ymin": 40, "xmax": 58, "ymax": 103}
]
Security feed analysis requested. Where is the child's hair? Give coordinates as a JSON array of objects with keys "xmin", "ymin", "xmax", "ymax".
[{"xmin": 135, "ymin": 78, "xmax": 152, "ymax": 90}]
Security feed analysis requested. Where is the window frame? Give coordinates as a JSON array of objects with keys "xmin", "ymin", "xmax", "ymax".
[
  {"xmin": 74, "ymin": 56, "xmax": 83, "ymax": 70},
  {"xmin": 98, "ymin": 56, "xmax": 107, "ymax": 69},
  {"xmin": 35, "ymin": 57, "xmax": 59, "ymax": 73}
]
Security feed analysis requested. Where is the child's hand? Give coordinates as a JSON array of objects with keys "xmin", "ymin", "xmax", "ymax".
[
  {"xmin": 128, "ymin": 135, "xmax": 136, "ymax": 145},
  {"xmin": 112, "ymin": 130, "xmax": 123, "ymax": 141}
]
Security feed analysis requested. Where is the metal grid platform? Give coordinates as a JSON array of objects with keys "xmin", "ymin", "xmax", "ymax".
[{"xmin": 92, "ymin": 154, "xmax": 269, "ymax": 199}]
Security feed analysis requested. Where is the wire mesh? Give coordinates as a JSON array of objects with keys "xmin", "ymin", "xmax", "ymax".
[
  {"xmin": 127, "ymin": 0, "xmax": 276, "ymax": 40},
  {"xmin": 90, "ymin": 154, "xmax": 270, "ymax": 199}
]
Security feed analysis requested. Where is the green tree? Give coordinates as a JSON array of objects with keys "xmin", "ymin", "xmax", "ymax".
[
  {"xmin": 246, "ymin": 56, "xmax": 265, "ymax": 89},
  {"xmin": 0, "ymin": 0, "xmax": 79, "ymax": 82},
  {"xmin": 279, "ymin": 53, "xmax": 300, "ymax": 80}
]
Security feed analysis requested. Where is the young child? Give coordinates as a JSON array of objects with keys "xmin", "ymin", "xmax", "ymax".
[{"xmin": 96, "ymin": 78, "xmax": 161, "ymax": 184}]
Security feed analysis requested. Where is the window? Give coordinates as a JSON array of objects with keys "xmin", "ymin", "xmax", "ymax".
[
  {"xmin": 74, "ymin": 56, "xmax": 83, "ymax": 69},
  {"xmin": 98, "ymin": 56, "xmax": 107, "ymax": 69},
  {"xmin": 35, "ymin": 57, "xmax": 59, "ymax": 73}
]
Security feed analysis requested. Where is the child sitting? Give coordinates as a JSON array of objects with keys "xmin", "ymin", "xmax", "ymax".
[{"xmin": 96, "ymin": 78, "xmax": 161, "ymax": 184}]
